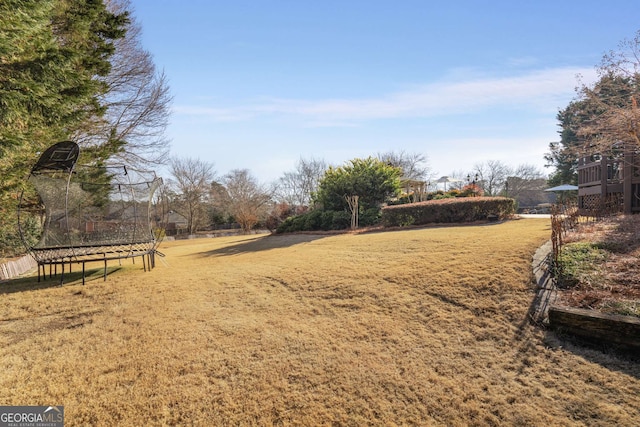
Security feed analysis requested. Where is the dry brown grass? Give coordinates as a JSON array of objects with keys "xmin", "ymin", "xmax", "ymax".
[{"xmin": 1, "ymin": 218, "xmax": 639, "ymax": 426}]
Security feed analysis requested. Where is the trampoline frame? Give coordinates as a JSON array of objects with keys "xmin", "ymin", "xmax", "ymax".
[{"xmin": 18, "ymin": 141, "xmax": 165, "ymax": 285}]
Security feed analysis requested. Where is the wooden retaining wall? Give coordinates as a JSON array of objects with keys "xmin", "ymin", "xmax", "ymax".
[
  {"xmin": 548, "ymin": 305, "xmax": 640, "ymax": 352},
  {"xmin": 532, "ymin": 241, "xmax": 639, "ymax": 353},
  {"xmin": 0, "ymin": 255, "xmax": 37, "ymax": 281}
]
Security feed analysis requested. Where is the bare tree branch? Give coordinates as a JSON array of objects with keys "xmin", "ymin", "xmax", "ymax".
[
  {"xmin": 473, "ymin": 160, "xmax": 511, "ymax": 196},
  {"xmin": 377, "ymin": 150, "xmax": 431, "ymax": 182},
  {"xmin": 224, "ymin": 169, "xmax": 272, "ymax": 233},
  {"xmin": 74, "ymin": 0, "xmax": 172, "ymax": 167},
  {"xmin": 168, "ymin": 157, "xmax": 216, "ymax": 234},
  {"xmin": 275, "ymin": 157, "xmax": 327, "ymax": 207},
  {"xmin": 576, "ymin": 31, "xmax": 640, "ymax": 156}
]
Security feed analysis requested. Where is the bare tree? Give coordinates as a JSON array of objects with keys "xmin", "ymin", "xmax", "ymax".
[
  {"xmin": 377, "ymin": 150, "xmax": 431, "ymax": 182},
  {"xmin": 224, "ymin": 169, "xmax": 272, "ymax": 233},
  {"xmin": 378, "ymin": 150, "xmax": 432, "ymax": 201},
  {"xmin": 505, "ymin": 164, "xmax": 547, "ymax": 198},
  {"xmin": 503, "ymin": 164, "xmax": 549, "ymax": 209},
  {"xmin": 576, "ymin": 31, "xmax": 640, "ymax": 155},
  {"xmin": 168, "ymin": 157, "xmax": 216, "ymax": 235},
  {"xmin": 74, "ymin": 0, "xmax": 172, "ymax": 167},
  {"xmin": 276, "ymin": 157, "xmax": 327, "ymax": 207},
  {"xmin": 473, "ymin": 160, "xmax": 511, "ymax": 196}
]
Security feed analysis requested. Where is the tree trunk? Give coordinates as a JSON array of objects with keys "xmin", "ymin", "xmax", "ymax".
[{"xmin": 345, "ymin": 195, "xmax": 359, "ymax": 229}]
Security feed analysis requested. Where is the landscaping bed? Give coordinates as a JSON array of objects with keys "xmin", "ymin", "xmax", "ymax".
[{"xmin": 555, "ymin": 215, "xmax": 640, "ymax": 318}]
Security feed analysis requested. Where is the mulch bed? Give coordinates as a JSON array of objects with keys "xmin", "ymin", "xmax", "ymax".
[{"xmin": 558, "ymin": 215, "xmax": 640, "ymax": 316}]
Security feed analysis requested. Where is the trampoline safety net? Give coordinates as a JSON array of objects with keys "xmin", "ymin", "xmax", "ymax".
[{"xmin": 19, "ymin": 141, "xmax": 165, "ymax": 283}]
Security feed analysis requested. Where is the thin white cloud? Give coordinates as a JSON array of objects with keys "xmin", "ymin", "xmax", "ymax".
[{"xmin": 174, "ymin": 66, "xmax": 597, "ymax": 125}]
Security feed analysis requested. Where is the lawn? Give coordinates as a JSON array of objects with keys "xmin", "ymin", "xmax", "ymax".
[{"xmin": 1, "ymin": 218, "xmax": 639, "ymax": 426}]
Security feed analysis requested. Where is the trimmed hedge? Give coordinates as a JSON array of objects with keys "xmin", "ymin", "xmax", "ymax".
[{"xmin": 381, "ymin": 197, "xmax": 515, "ymax": 227}]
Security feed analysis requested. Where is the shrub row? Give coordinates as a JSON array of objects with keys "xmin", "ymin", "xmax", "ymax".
[
  {"xmin": 276, "ymin": 208, "xmax": 382, "ymax": 233},
  {"xmin": 277, "ymin": 210, "xmax": 350, "ymax": 233},
  {"xmin": 381, "ymin": 197, "xmax": 515, "ymax": 227}
]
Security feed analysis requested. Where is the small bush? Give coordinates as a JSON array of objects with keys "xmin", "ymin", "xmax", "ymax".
[
  {"xmin": 276, "ymin": 209, "xmax": 358, "ymax": 233},
  {"xmin": 302, "ymin": 210, "xmax": 324, "ymax": 231},
  {"xmin": 359, "ymin": 208, "xmax": 382, "ymax": 227},
  {"xmin": 331, "ymin": 211, "xmax": 351, "ymax": 229}
]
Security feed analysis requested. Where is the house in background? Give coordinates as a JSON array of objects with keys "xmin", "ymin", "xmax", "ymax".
[
  {"xmin": 165, "ymin": 211, "xmax": 188, "ymax": 236},
  {"xmin": 506, "ymin": 177, "xmax": 555, "ymax": 212}
]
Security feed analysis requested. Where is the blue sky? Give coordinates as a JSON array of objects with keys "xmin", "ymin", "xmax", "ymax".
[{"xmin": 131, "ymin": 0, "xmax": 639, "ymax": 183}]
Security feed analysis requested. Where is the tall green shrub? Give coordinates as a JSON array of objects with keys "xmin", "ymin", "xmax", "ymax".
[
  {"xmin": 0, "ymin": 0, "xmax": 129, "ymax": 255},
  {"xmin": 313, "ymin": 157, "xmax": 401, "ymax": 211}
]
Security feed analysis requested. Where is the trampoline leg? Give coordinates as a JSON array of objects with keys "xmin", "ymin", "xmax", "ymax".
[
  {"xmin": 59, "ymin": 262, "xmax": 64, "ymax": 286},
  {"xmin": 142, "ymin": 254, "xmax": 147, "ymax": 272},
  {"xmin": 82, "ymin": 262, "xmax": 86, "ymax": 286}
]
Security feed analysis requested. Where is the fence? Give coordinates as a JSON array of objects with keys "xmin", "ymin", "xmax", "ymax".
[
  {"xmin": 551, "ymin": 193, "xmax": 627, "ymax": 265},
  {"xmin": 550, "ymin": 202, "xmax": 580, "ymax": 266},
  {"xmin": 0, "ymin": 255, "xmax": 37, "ymax": 281}
]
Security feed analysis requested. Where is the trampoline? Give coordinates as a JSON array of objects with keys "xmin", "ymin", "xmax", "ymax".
[{"xmin": 19, "ymin": 141, "xmax": 165, "ymax": 285}]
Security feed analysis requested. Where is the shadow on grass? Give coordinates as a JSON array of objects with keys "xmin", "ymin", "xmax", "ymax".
[
  {"xmin": 518, "ymin": 243, "xmax": 640, "ymax": 378},
  {"xmin": 0, "ymin": 267, "xmax": 122, "ymax": 294},
  {"xmin": 544, "ymin": 329, "xmax": 640, "ymax": 366},
  {"xmin": 195, "ymin": 233, "xmax": 328, "ymax": 258},
  {"xmin": 191, "ymin": 221, "xmax": 510, "ymax": 258}
]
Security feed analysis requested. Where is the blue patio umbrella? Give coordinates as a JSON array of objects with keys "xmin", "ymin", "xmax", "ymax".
[{"xmin": 544, "ymin": 184, "xmax": 578, "ymax": 192}]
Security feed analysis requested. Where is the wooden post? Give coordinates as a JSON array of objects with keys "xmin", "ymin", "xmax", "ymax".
[
  {"xmin": 601, "ymin": 156, "xmax": 607, "ymax": 211},
  {"xmin": 624, "ymin": 149, "xmax": 633, "ymax": 214}
]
